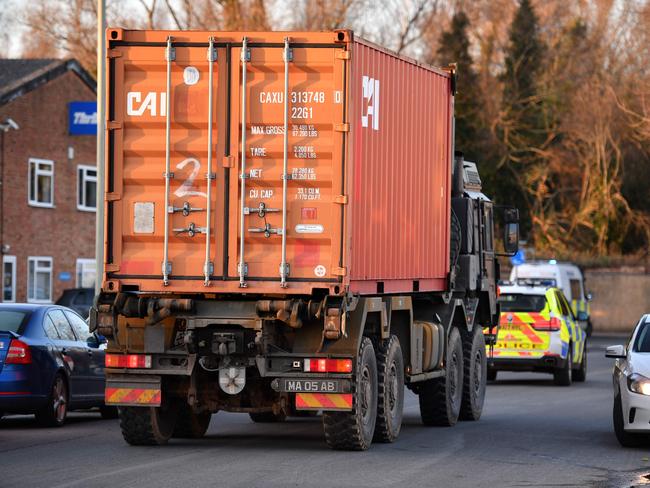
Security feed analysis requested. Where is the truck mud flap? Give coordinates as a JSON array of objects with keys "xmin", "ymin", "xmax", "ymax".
[
  {"xmin": 105, "ymin": 374, "xmax": 162, "ymax": 407},
  {"xmin": 295, "ymin": 393, "xmax": 352, "ymax": 411}
]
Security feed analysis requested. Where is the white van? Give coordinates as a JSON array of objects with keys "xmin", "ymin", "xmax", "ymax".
[{"xmin": 510, "ymin": 261, "xmax": 593, "ymax": 336}]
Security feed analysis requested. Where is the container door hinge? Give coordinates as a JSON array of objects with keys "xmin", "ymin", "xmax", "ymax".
[
  {"xmin": 105, "ymin": 264, "xmax": 120, "ymax": 272},
  {"xmin": 334, "ymin": 195, "xmax": 348, "ymax": 205},
  {"xmin": 334, "ymin": 123, "xmax": 350, "ymax": 132},
  {"xmin": 107, "ymin": 49, "xmax": 122, "ymax": 59},
  {"xmin": 105, "ymin": 192, "xmax": 120, "ymax": 202},
  {"xmin": 222, "ymin": 155, "xmax": 234, "ymax": 168},
  {"xmin": 332, "ymin": 267, "xmax": 347, "ymax": 276},
  {"xmin": 336, "ymin": 50, "xmax": 350, "ymax": 60},
  {"xmin": 107, "ymin": 121, "xmax": 122, "ymax": 130}
]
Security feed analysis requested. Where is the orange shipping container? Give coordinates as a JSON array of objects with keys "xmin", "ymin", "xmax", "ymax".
[{"xmin": 102, "ymin": 29, "xmax": 452, "ymax": 296}]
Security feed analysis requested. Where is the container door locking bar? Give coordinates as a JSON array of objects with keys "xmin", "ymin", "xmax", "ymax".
[
  {"xmin": 279, "ymin": 37, "xmax": 292, "ymax": 288},
  {"xmin": 244, "ymin": 202, "xmax": 280, "ymax": 217},
  {"xmin": 162, "ymin": 35, "xmax": 174, "ymax": 286},
  {"xmin": 249, "ymin": 224, "xmax": 283, "ymax": 238},
  {"xmin": 238, "ymin": 37, "xmax": 250, "ymax": 288},
  {"xmin": 169, "ymin": 201, "xmax": 204, "ymax": 216},
  {"xmin": 174, "ymin": 223, "xmax": 208, "ymax": 237},
  {"xmin": 204, "ymin": 37, "xmax": 217, "ymax": 286}
]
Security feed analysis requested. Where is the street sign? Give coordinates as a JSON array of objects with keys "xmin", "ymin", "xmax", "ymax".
[{"xmin": 68, "ymin": 101, "xmax": 97, "ymax": 135}]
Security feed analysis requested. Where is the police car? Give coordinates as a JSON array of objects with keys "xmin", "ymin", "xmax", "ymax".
[
  {"xmin": 511, "ymin": 261, "xmax": 593, "ymax": 336},
  {"xmin": 488, "ymin": 282, "xmax": 587, "ymax": 385}
]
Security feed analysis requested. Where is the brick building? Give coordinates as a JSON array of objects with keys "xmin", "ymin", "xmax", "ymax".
[{"xmin": 0, "ymin": 59, "xmax": 97, "ymax": 303}]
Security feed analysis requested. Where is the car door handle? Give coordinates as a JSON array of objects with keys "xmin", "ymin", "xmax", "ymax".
[{"xmin": 87, "ymin": 350, "xmax": 93, "ymax": 357}]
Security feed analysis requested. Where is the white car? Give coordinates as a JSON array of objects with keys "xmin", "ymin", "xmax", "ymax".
[{"xmin": 606, "ymin": 315, "xmax": 650, "ymax": 447}]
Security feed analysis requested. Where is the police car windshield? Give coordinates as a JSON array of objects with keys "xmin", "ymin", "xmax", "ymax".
[
  {"xmin": 633, "ymin": 322, "xmax": 650, "ymax": 353},
  {"xmin": 499, "ymin": 294, "xmax": 546, "ymax": 313}
]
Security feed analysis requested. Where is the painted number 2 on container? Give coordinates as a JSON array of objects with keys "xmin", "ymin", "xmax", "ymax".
[{"xmin": 361, "ymin": 76, "xmax": 379, "ymax": 131}]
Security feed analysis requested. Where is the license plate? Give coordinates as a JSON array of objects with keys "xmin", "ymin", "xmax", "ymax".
[{"xmin": 277, "ymin": 378, "xmax": 350, "ymax": 394}]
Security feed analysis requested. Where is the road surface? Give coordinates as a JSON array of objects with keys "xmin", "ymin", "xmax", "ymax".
[{"xmin": 1, "ymin": 335, "xmax": 649, "ymax": 488}]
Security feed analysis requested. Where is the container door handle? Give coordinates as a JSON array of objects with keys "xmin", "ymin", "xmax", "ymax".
[
  {"xmin": 279, "ymin": 37, "xmax": 292, "ymax": 288},
  {"xmin": 204, "ymin": 36, "xmax": 217, "ymax": 286},
  {"xmin": 162, "ymin": 35, "xmax": 175, "ymax": 286},
  {"xmin": 238, "ymin": 36, "xmax": 250, "ymax": 288}
]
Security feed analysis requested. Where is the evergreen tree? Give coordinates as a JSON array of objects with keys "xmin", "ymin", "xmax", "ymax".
[
  {"xmin": 436, "ymin": 11, "xmax": 481, "ymax": 161},
  {"xmin": 498, "ymin": 0, "xmax": 546, "ymax": 237}
]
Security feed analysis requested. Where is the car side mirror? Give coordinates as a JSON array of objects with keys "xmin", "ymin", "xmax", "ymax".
[
  {"xmin": 577, "ymin": 311, "xmax": 588, "ymax": 321},
  {"xmin": 503, "ymin": 222, "xmax": 519, "ymax": 255},
  {"xmin": 87, "ymin": 333, "xmax": 102, "ymax": 349},
  {"xmin": 605, "ymin": 345, "xmax": 626, "ymax": 359}
]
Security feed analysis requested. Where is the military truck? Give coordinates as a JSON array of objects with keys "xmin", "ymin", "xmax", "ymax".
[{"xmin": 91, "ymin": 28, "xmax": 519, "ymax": 450}]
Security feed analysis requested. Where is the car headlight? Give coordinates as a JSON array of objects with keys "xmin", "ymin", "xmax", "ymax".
[{"xmin": 627, "ymin": 373, "xmax": 650, "ymax": 396}]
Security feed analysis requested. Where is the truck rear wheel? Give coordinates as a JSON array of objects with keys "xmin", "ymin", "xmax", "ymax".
[
  {"xmin": 249, "ymin": 411, "xmax": 287, "ymax": 423},
  {"xmin": 460, "ymin": 326, "xmax": 487, "ymax": 421},
  {"xmin": 173, "ymin": 405, "xmax": 211, "ymax": 438},
  {"xmin": 119, "ymin": 405, "xmax": 178, "ymax": 445},
  {"xmin": 419, "ymin": 327, "xmax": 464, "ymax": 426},
  {"xmin": 323, "ymin": 337, "xmax": 378, "ymax": 450},
  {"xmin": 374, "ymin": 335, "xmax": 404, "ymax": 443}
]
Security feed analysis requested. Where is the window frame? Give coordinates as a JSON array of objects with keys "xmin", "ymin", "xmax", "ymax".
[
  {"xmin": 75, "ymin": 258, "xmax": 96, "ymax": 288},
  {"xmin": 28, "ymin": 158, "xmax": 55, "ymax": 208},
  {"xmin": 2, "ymin": 254, "xmax": 16, "ymax": 303},
  {"xmin": 27, "ymin": 256, "xmax": 53, "ymax": 304},
  {"xmin": 76, "ymin": 164, "xmax": 97, "ymax": 212}
]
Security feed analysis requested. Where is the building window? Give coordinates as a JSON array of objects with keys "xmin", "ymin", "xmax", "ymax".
[
  {"xmin": 2, "ymin": 255, "xmax": 16, "ymax": 302},
  {"xmin": 76, "ymin": 258, "xmax": 96, "ymax": 288},
  {"xmin": 77, "ymin": 165, "xmax": 97, "ymax": 211},
  {"xmin": 27, "ymin": 257, "xmax": 52, "ymax": 303},
  {"xmin": 28, "ymin": 158, "xmax": 54, "ymax": 207}
]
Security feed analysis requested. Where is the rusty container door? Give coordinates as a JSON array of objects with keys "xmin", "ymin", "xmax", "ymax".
[
  {"xmin": 346, "ymin": 39, "xmax": 452, "ymax": 294},
  {"xmin": 227, "ymin": 38, "xmax": 346, "ymax": 288},
  {"xmin": 105, "ymin": 31, "xmax": 226, "ymax": 292},
  {"xmin": 104, "ymin": 30, "xmax": 347, "ymax": 294}
]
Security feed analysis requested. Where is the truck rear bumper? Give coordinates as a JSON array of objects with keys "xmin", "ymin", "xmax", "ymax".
[{"xmin": 105, "ymin": 375, "xmax": 162, "ymax": 407}]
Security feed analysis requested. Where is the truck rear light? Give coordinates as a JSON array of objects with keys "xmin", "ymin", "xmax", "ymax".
[
  {"xmin": 303, "ymin": 358, "xmax": 352, "ymax": 373},
  {"xmin": 5, "ymin": 339, "xmax": 31, "ymax": 364},
  {"xmin": 105, "ymin": 354, "xmax": 152, "ymax": 369},
  {"xmin": 532, "ymin": 317, "xmax": 561, "ymax": 331}
]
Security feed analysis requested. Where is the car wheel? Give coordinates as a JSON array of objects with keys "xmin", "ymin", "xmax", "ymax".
[
  {"xmin": 572, "ymin": 342, "xmax": 587, "ymax": 382},
  {"xmin": 36, "ymin": 373, "xmax": 68, "ymax": 427},
  {"xmin": 613, "ymin": 393, "xmax": 646, "ymax": 447},
  {"xmin": 100, "ymin": 405, "xmax": 119, "ymax": 419},
  {"xmin": 553, "ymin": 347, "xmax": 572, "ymax": 386}
]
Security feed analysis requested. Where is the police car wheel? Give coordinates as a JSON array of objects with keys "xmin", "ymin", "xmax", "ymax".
[
  {"xmin": 613, "ymin": 393, "xmax": 647, "ymax": 447},
  {"xmin": 553, "ymin": 347, "xmax": 572, "ymax": 386},
  {"xmin": 572, "ymin": 343, "xmax": 587, "ymax": 382},
  {"xmin": 459, "ymin": 327, "xmax": 487, "ymax": 421}
]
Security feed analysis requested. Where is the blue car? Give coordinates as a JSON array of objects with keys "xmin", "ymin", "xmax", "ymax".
[{"xmin": 0, "ymin": 303, "xmax": 115, "ymax": 426}]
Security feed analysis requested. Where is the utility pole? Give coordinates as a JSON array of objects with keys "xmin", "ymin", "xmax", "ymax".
[{"xmin": 95, "ymin": 0, "xmax": 106, "ymax": 295}]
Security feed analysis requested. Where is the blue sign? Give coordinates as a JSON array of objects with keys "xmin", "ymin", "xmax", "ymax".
[
  {"xmin": 58, "ymin": 272, "xmax": 72, "ymax": 281},
  {"xmin": 510, "ymin": 249, "xmax": 526, "ymax": 266},
  {"xmin": 68, "ymin": 101, "xmax": 97, "ymax": 135}
]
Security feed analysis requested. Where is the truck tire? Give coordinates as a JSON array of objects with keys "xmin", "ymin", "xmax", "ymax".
[
  {"xmin": 173, "ymin": 405, "xmax": 211, "ymax": 438},
  {"xmin": 419, "ymin": 327, "xmax": 464, "ymax": 427},
  {"xmin": 374, "ymin": 335, "xmax": 404, "ymax": 443},
  {"xmin": 572, "ymin": 342, "xmax": 587, "ymax": 382},
  {"xmin": 553, "ymin": 347, "xmax": 572, "ymax": 386},
  {"xmin": 119, "ymin": 405, "xmax": 178, "ymax": 445},
  {"xmin": 249, "ymin": 411, "xmax": 287, "ymax": 423},
  {"xmin": 459, "ymin": 326, "xmax": 487, "ymax": 421},
  {"xmin": 323, "ymin": 337, "xmax": 378, "ymax": 450}
]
